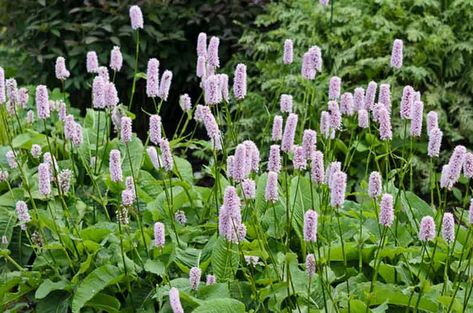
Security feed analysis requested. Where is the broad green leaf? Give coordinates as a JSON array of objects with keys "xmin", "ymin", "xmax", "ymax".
[
  {"xmin": 211, "ymin": 237, "xmax": 239, "ymax": 281},
  {"xmin": 35, "ymin": 279, "xmax": 70, "ymax": 299},
  {"xmin": 84, "ymin": 293, "xmax": 121, "ymax": 313},
  {"xmin": 144, "ymin": 259, "xmax": 165, "ymax": 277},
  {"xmin": 192, "ymin": 298, "xmax": 246, "ymax": 313},
  {"xmin": 173, "ymin": 156, "xmax": 194, "ymax": 183},
  {"xmin": 71, "ymin": 265, "xmax": 123, "ymax": 313}
]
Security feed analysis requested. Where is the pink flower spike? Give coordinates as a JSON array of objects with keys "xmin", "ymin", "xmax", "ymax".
[
  {"xmin": 328, "ymin": 76, "xmax": 341, "ymax": 100},
  {"xmin": 265, "ymin": 171, "xmax": 279, "ymax": 203},
  {"xmin": 280, "ymin": 94, "xmax": 293, "ymax": 113},
  {"xmin": 189, "ymin": 267, "xmax": 202, "ymax": 290},
  {"xmin": 354, "ymin": 87, "xmax": 365, "ymax": 111},
  {"xmin": 233, "ymin": 63, "xmax": 247, "ymax": 100},
  {"xmin": 55, "ymin": 56, "xmax": 70, "ymax": 80},
  {"xmin": 302, "ymin": 129, "xmax": 317, "ymax": 160},
  {"xmin": 379, "ymin": 194, "xmax": 394, "ymax": 227},
  {"xmin": 400, "ymin": 86, "xmax": 414, "ymax": 119},
  {"xmin": 303, "ymin": 209, "xmax": 318, "ymax": 242},
  {"xmin": 206, "ymin": 274, "xmax": 216, "ymax": 285},
  {"xmin": 419, "ymin": 216, "xmax": 436, "ymax": 242},
  {"xmin": 110, "ymin": 46, "xmax": 123, "ymax": 72},
  {"xmin": 146, "ymin": 58, "xmax": 160, "ymax": 98},
  {"xmin": 330, "ymin": 171, "xmax": 346, "ymax": 208},
  {"xmin": 311, "ymin": 151, "xmax": 324, "ymax": 184},
  {"xmin": 358, "ymin": 109, "xmax": 369, "ymax": 129},
  {"xmin": 207, "ymin": 36, "xmax": 220, "ymax": 69},
  {"xmin": 169, "ymin": 287, "xmax": 184, "ymax": 313},
  {"xmin": 38, "ymin": 162, "xmax": 51, "ymax": 197},
  {"xmin": 368, "ymin": 171, "xmax": 382, "ymax": 198},
  {"xmin": 109, "ymin": 149, "xmax": 123, "ymax": 182},
  {"xmin": 129, "ymin": 5, "xmax": 144, "ymax": 30},
  {"xmin": 365, "ymin": 81, "xmax": 377, "ymax": 110},
  {"xmin": 447, "ymin": 145, "xmax": 466, "ymax": 185},
  {"xmin": 378, "ymin": 107, "xmax": 392, "ymax": 141},
  {"xmin": 196, "ymin": 56, "xmax": 206, "ymax": 78},
  {"xmin": 159, "ymin": 138, "xmax": 173, "ymax": 172},
  {"xmin": 154, "ymin": 222, "xmax": 165, "ymax": 248},
  {"xmin": 149, "ymin": 115, "xmax": 162, "ymax": 145},
  {"xmin": 86, "ymin": 51, "xmax": 99, "ymax": 73},
  {"xmin": 320, "ymin": 111, "xmax": 330, "ymax": 138},
  {"xmin": 179, "ymin": 94, "xmax": 192, "ymax": 112},
  {"xmin": 427, "ymin": 111, "xmax": 438, "ymax": 135},
  {"xmin": 272, "ymin": 115, "xmax": 283, "ymax": 141},
  {"xmin": 463, "ymin": 152, "xmax": 473, "ymax": 178},
  {"xmin": 441, "ymin": 212, "xmax": 455, "ymax": 244},
  {"xmin": 36, "ymin": 85, "xmax": 50, "ymax": 119},
  {"xmin": 120, "ymin": 116, "xmax": 132, "ymax": 143},
  {"xmin": 390, "ymin": 39, "xmax": 403, "ymax": 69},
  {"xmin": 306, "ymin": 254, "xmax": 316, "ymax": 278},
  {"xmin": 158, "ymin": 70, "xmax": 173, "ymax": 102},
  {"xmin": 293, "ymin": 145, "xmax": 307, "ymax": 171},
  {"xmin": 283, "ymin": 39, "xmax": 293, "ymax": 64},
  {"xmin": 197, "ymin": 32, "xmax": 207, "ymax": 57},
  {"xmin": 340, "ymin": 92, "xmax": 354, "ymax": 116},
  {"xmin": 410, "ymin": 100, "xmax": 423, "ymax": 137},
  {"xmin": 281, "ymin": 113, "xmax": 298, "ymax": 152},
  {"xmin": 378, "ymin": 83, "xmax": 391, "ymax": 113},
  {"xmin": 92, "ymin": 76, "xmax": 105, "ymax": 109},
  {"xmin": 241, "ymin": 179, "xmax": 256, "ymax": 199},
  {"xmin": 328, "ymin": 101, "xmax": 341, "ymax": 130},
  {"xmin": 268, "ymin": 145, "xmax": 281, "ymax": 173},
  {"xmin": 427, "ymin": 128, "xmax": 442, "ymax": 158}
]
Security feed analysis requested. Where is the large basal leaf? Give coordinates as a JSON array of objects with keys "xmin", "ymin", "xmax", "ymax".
[
  {"xmin": 71, "ymin": 265, "xmax": 123, "ymax": 313},
  {"xmin": 192, "ymin": 298, "xmax": 246, "ymax": 313},
  {"xmin": 211, "ymin": 237, "xmax": 239, "ymax": 281},
  {"xmin": 290, "ymin": 175, "xmax": 317, "ymax": 241},
  {"xmin": 84, "ymin": 293, "xmax": 121, "ymax": 313},
  {"xmin": 119, "ymin": 136, "xmax": 144, "ymax": 178},
  {"xmin": 173, "ymin": 156, "xmax": 194, "ymax": 183},
  {"xmin": 35, "ymin": 279, "xmax": 70, "ymax": 299}
]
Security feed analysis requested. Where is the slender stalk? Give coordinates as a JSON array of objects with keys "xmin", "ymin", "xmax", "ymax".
[
  {"xmin": 125, "ymin": 141, "xmax": 149, "ymax": 257},
  {"xmin": 128, "ymin": 30, "xmax": 140, "ymax": 111}
]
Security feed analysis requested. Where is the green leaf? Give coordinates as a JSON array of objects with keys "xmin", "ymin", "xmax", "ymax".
[
  {"xmin": 192, "ymin": 298, "xmax": 246, "ymax": 313},
  {"xmin": 211, "ymin": 237, "xmax": 239, "ymax": 281},
  {"xmin": 144, "ymin": 259, "xmax": 165, "ymax": 277},
  {"xmin": 174, "ymin": 156, "xmax": 194, "ymax": 183},
  {"xmin": 84, "ymin": 293, "xmax": 121, "ymax": 313},
  {"xmin": 71, "ymin": 265, "xmax": 123, "ymax": 313},
  {"xmin": 35, "ymin": 279, "xmax": 70, "ymax": 299},
  {"xmin": 120, "ymin": 136, "xmax": 144, "ymax": 177}
]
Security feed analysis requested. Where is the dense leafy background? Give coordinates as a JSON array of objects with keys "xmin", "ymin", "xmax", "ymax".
[
  {"xmin": 0, "ymin": 0, "xmax": 263, "ymax": 136},
  {"xmin": 1, "ymin": 0, "xmax": 473, "ymax": 312},
  {"xmin": 232, "ymin": 0, "xmax": 473, "ymax": 199}
]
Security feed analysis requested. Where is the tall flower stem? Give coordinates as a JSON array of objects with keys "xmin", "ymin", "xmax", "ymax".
[
  {"xmin": 406, "ymin": 243, "xmax": 427, "ymax": 312},
  {"xmin": 125, "ymin": 141, "xmax": 149, "ymax": 257},
  {"xmin": 117, "ymin": 216, "xmax": 135, "ymax": 311},
  {"xmin": 366, "ymin": 226, "xmax": 388, "ymax": 312},
  {"xmin": 335, "ymin": 209, "xmax": 350, "ymax": 312},
  {"xmin": 447, "ymin": 227, "xmax": 472, "ymax": 312},
  {"xmin": 94, "ymin": 110, "xmax": 102, "ymax": 174},
  {"xmin": 128, "ymin": 30, "xmax": 140, "ymax": 111}
]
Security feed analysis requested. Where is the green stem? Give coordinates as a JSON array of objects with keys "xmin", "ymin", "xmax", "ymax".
[
  {"xmin": 125, "ymin": 141, "xmax": 149, "ymax": 257},
  {"xmin": 128, "ymin": 30, "xmax": 140, "ymax": 111}
]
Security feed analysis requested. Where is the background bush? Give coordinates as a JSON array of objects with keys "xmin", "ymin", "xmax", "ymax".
[
  {"xmin": 232, "ymin": 0, "xmax": 473, "ymax": 199},
  {"xmin": 0, "ymin": 0, "xmax": 264, "ymax": 136}
]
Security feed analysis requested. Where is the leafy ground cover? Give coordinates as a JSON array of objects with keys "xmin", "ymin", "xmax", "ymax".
[{"xmin": 0, "ymin": 2, "xmax": 473, "ymax": 313}]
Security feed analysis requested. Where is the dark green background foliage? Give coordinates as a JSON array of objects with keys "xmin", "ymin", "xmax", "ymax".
[
  {"xmin": 232, "ymin": 0, "xmax": 473, "ymax": 197},
  {"xmin": 0, "ymin": 0, "xmax": 263, "ymax": 135}
]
